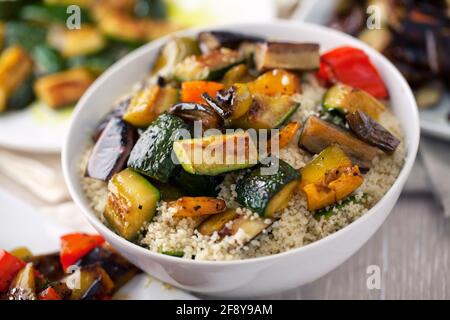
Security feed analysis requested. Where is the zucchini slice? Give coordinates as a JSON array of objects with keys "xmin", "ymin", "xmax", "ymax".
[
  {"xmin": 47, "ymin": 26, "xmax": 106, "ymax": 57},
  {"xmin": 127, "ymin": 113, "xmax": 188, "ymax": 183},
  {"xmin": 4, "ymin": 21, "xmax": 47, "ymax": 52},
  {"xmin": 34, "ymin": 68, "xmax": 95, "ymax": 109},
  {"xmin": 123, "ymin": 85, "xmax": 179, "ymax": 127},
  {"xmin": 0, "ymin": 45, "xmax": 33, "ymax": 112},
  {"xmin": 6, "ymin": 76, "xmax": 35, "ymax": 111},
  {"xmin": 173, "ymin": 48, "xmax": 244, "ymax": 81},
  {"xmin": 104, "ymin": 168, "xmax": 160, "ymax": 241},
  {"xmin": 173, "ymin": 131, "xmax": 259, "ymax": 176},
  {"xmin": 232, "ymin": 94, "xmax": 299, "ymax": 129},
  {"xmin": 254, "ymin": 42, "xmax": 320, "ymax": 71},
  {"xmin": 151, "ymin": 37, "xmax": 200, "ymax": 79},
  {"xmin": 32, "ymin": 45, "xmax": 65, "ymax": 76},
  {"xmin": 323, "ymin": 84, "xmax": 386, "ymax": 120},
  {"xmin": 197, "ymin": 31, "xmax": 264, "ymax": 52},
  {"xmin": 236, "ymin": 158, "xmax": 299, "ymax": 217},
  {"xmin": 171, "ymin": 167, "xmax": 223, "ymax": 197}
]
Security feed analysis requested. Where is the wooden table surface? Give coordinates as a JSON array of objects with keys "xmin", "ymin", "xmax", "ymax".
[{"xmin": 1, "ymin": 151, "xmax": 449, "ymax": 300}]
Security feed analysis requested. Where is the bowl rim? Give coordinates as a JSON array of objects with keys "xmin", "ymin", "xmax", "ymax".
[{"xmin": 62, "ymin": 20, "xmax": 420, "ymax": 267}]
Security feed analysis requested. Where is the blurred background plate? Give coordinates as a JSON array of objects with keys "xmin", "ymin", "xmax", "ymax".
[
  {"xmin": 0, "ymin": 188, "xmax": 197, "ymax": 300},
  {"xmin": 0, "ymin": 102, "xmax": 72, "ymax": 153},
  {"xmin": 293, "ymin": 0, "xmax": 450, "ymax": 141}
]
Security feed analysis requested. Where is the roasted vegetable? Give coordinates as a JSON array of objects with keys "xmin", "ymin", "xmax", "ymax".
[
  {"xmin": 221, "ymin": 64, "xmax": 254, "ymax": 85},
  {"xmin": 32, "ymin": 45, "xmax": 65, "ymax": 76},
  {"xmin": 319, "ymin": 46, "xmax": 389, "ymax": 99},
  {"xmin": 4, "ymin": 21, "xmax": 47, "ymax": 52},
  {"xmin": 0, "ymin": 249, "xmax": 26, "ymax": 293},
  {"xmin": 48, "ymin": 25, "xmax": 106, "ymax": 57},
  {"xmin": 198, "ymin": 31, "xmax": 264, "ymax": 52},
  {"xmin": 0, "ymin": 45, "xmax": 33, "ymax": 112},
  {"xmin": 168, "ymin": 197, "xmax": 226, "ymax": 217},
  {"xmin": 105, "ymin": 168, "xmax": 160, "ymax": 240},
  {"xmin": 128, "ymin": 113, "xmax": 189, "ymax": 182},
  {"xmin": 358, "ymin": 28, "xmax": 392, "ymax": 53},
  {"xmin": 151, "ymin": 37, "xmax": 200, "ymax": 79},
  {"xmin": 219, "ymin": 216, "xmax": 272, "ymax": 240},
  {"xmin": 169, "ymin": 102, "xmax": 224, "ymax": 131},
  {"xmin": 10, "ymin": 247, "xmax": 33, "ymax": 260},
  {"xmin": 314, "ymin": 194, "xmax": 367, "ymax": 219},
  {"xmin": 215, "ymin": 84, "xmax": 252, "ymax": 120},
  {"xmin": 236, "ymin": 158, "xmax": 299, "ymax": 217},
  {"xmin": 300, "ymin": 145, "xmax": 352, "ymax": 188},
  {"xmin": 197, "ymin": 209, "xmax": 239, "ymax": 236},
  {"xmin": 254, "ymin": 42, "xmax": 320, "ymax": 71},
  {"xmin": 181, "ymin": 81, "xmax": 223, "ymax": 104},
  {"xmin": 77, "ymin": 246, "xmax": 140, "ymax": 291},
  {"xmin": 173, "ymin": 131, "xmax": 258, "ymax": 176},
  {"xmin": 346, "ymin": 110, "xmax": 400, "ymax": 154},
  {"xmin": 93, "ymin": 97, "xmax": 130, "ymax": 141},
  {"xmin": 323, "ymin": 84, "xmax": 386, "ymax": 120},
  {"xmin": 299, "ymin": 116, "xmax": 380, "ymax": 169},
  {"xmin": 173, "ymin": 48, "xmax": 243, "ymax": 81},
  {"xmin": 7, "ymin": 263, "xmax": 38, "ymax": 300},
  {"xmin": 86, "ymin": 118, "xmax": 138, "ymax": 181},
  {"xmin": 0, "ymin": 0, "xmax": 23, "ymax": 20},
  {"xmin": 60, "ymin": 233, "xmax": 105, "ymax": 271},
  {"xmin": 64, "ymin": 265, "xmax": 114, "ymax": 300},
  {"xmin": 171, "ymin": 167, "xmax": 223, "ymax": 197},
  {"xmin": 248, "ymin": 69, "xmax": 301, "ymax": 96},
  {"xmin": 269, "ymin": 121, "xmax": 301, "ymax": 151},
  {"xmin": 303, "ymin": 165, "xmax": 363, "ymax": 211},
  {"xmin": 161, "ymin": 250, "xmax": 184, "ymax": 258},
  {"xmin": 38, "ymin": 286, "xmax": 62, "ymax": 300},
  {"xmin": 34, "ymin": 68, "xmax": 95, "ymax": 108},
  {"xmin": 233, "ymin": 93, "xmax": 299, "ymax": 129},
  {"xmin": 123, "ymin": 85, "xmax": 179, "ymax": 127},
  {"xmin": 29, "ymin": 253, "xmax": 64, "ymax": 282},
  {"xmin": 0, "ymin": 22, "xmax": 5, "ymax": 50}
]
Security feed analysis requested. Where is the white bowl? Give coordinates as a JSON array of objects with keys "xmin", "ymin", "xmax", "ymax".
[{"xmin": 62, "ymin": 21, "xmax": 419, "ymax": 297}]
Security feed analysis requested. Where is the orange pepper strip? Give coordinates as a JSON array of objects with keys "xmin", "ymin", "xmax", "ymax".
[
  {"xmin": 181, "ymin": 81, "xmax": 224, "ymax": 104},
  {"xmin": 169, "ymin": 197, "xmax": 226, "ymax": 217}
]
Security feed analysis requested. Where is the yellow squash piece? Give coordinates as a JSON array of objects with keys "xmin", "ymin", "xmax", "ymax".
[
  {"xmin": 300, "ymin": 145, "xmax": 352, "ymax": 188},
  {"xmin": 8, "ymin": 263, "xmax": 37, "ymax": 300},
  {"xmin": 0, "ymin": 46, "xmax": 33, "ymax": 112},
  {"xmin": 248, "ymin": 69, "xmax": 301, "ymax": 96},
  {"xmin": 34, "ymin": 68, "xmax": 95, "ymax": 108},
  {"xmin": 123, "ymin": 85, "xmax": 179, "ymax": 127},
  {"xmin": 169, "ymin": 197, "xmax": 226, "ymax": 217},
  {"xmin": 47, "ymin": 26, "xmax": 106, "ymax": 57}
]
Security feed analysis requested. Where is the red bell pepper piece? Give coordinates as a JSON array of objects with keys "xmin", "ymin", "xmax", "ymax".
[
  {"xmin": 319, "ymin": 46, "xmax": 388, "ymax": 99},
  {"xmin": 0, "ymin": 249, "xmax": 26, "ymax": 292},
  {"xmin": 38, "ymin": 287, "xmax": 62, "ymax": 300},
  {"xmin": 60, "ymin": 233, "xmax": 105, "ymax": 271}
]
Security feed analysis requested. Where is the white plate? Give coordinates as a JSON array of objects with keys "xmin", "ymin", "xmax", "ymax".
[
  {"xmin": 0, "ymin": 102, "xmax": 72, "ymax": 153},
  {"xmin": 0, "ymin": 188, "xmax": 197, "ymax": 300},
  {"xmin": 293, "ymin": 0, "xmax": 450, "ymax": 141}
]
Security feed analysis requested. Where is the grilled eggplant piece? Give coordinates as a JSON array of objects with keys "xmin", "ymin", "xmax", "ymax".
[
  {"xmin": 28, "ymin": 253, "xmax": 64, "ymax": 282},
  {"xmin": 34, "ymin": 68, "xmax": 95, "ymax": 108},
  {"xmin": 77, "ymin": 246, "xmax": 140, "ymax": 291},
  {"xmin": 93, "ymin": 97, "xmax": 130, "ymax": 141},
  {"xmin": 215, "ymin": 84, "xmax": 252, "ymax": 120},
  {"xmin": 254, "ymin": 42, "xmax": 320, "ymax": 71},
  {"xmin": 393, "ymin": 61, "xmax": 434, "ymax": 87},
  {"xmin": 385, "ymin": 42, "xmax": 430, "ymax": 69},
  {"xmin": 346, "ymin": 110, "xmax": 400, "ymax": 154},
  {"xmin": 86, "ymin": 118, "xmax": 138, "ymax": 181},
  {"xmin": 64, "ymin": 265, "xmax": 114, "ymax": 300},
  {"xmin": 330, "ymin": 5, "xmax": 365, "ymax": 36},
  {"xmin": 198, "ymin": 31, "xmax": 264, "ymax": 53},
  {"xmin": 299, "ymin": 116, "xmax": 380, "ymax": 169},
  {"xmin": 197, "ymin": 209, "xmax": 239, "ymax": 236},
  {"xmin": 169, "ymin": 102, "xmax": 224, "ymax": 130},
  {"xmin": 218, "ymin": 216, "xmax": 272, "ymax": 240}
]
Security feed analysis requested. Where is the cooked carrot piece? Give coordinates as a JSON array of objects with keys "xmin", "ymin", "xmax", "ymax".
[
  {"xmin": 169, "ymin": 197, "xmax": 226, "ymax": 217},
  {"xmin": 181, "ymin": 81, "xmax": 224, "ymax": 104},
  {"xmin": 269, "ymin": 121, "xmax": 301, "ymax": 152}
]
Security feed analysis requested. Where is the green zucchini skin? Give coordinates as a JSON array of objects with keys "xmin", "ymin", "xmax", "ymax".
[
  {"xmin": 7, "ymin": 76, "xmax": 35, "ymax": 110},
  {"xmin": 32, "ymin": 45, "xmax": 65, "ymax": 76},
  {"xmin": 127, "ymin": 113, "xmax": 188, "ymax": 183},
  {"xmin": 5, "ymin": 21, "xmax": 47, "ymax": 52},
  {"xmin": 20, "ymin": 4, "xmax": 92, "ymax": 25},
  {"xmin": 0, "ymin": 1, "xmax": 23, "ymax": 20},
  {"xmin": 171, "ymin": 167, "xmax": 223, "ymax": 197},
  {"xmin": 236, "ymin": 158, "xmax": 299, "ymax": 217}
]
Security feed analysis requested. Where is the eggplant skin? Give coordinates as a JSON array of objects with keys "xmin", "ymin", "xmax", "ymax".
[
  {"xmin": 86, "ymin": 117, "xmax": 138, "ymax": 181},
  {"xmin": 346, "ymin": 111, "xmax": 400, "ymax": 154},
  {"xmin": 93, "ymin": 97, "xmax": 130, "ymax": 142},
  {"xmin": 198, "ymin": 31, "xmax": 264, "ymax": 52},
  {"xmin": 28, "ymin": 253, "xmax": 64, "ymax": 283}
]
